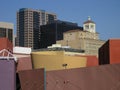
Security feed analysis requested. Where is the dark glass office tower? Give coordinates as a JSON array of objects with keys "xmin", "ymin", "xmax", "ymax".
[{"xmin": 40, "ymin": 20, "xmax": 83, "ymax": 48}]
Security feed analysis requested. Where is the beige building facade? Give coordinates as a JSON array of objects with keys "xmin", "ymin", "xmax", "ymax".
[
  {"xmin": 31, "ymin": 51, "xmax": 87, "ymax": 71},
  {"xmin": 0, "ymin": 22, "xmax": 14, "ymax": 43},
  {"xmin": 57, "ymin": 17, "xmax": 105, "ymax": 56}
]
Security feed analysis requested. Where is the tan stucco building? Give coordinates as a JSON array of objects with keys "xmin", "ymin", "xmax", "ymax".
[
  {"xmin": 57, "ymin": 17, "xmax": 105, "ymax": 56},
  {"xmin": 31, "ymin": 50, "xmax": 87, "ymax": 71}
]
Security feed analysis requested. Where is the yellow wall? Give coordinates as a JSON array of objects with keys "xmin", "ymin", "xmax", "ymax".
[
  {"xmin": 64, "ymin": 56, "xmax": 86, "ymax": 69},
  {"xmin": 32, "ymin": 51, "xmax": 64, "ymax": 55},
  {"xmin": 31, "ymin": 51, "xmax": 87, "ymax": 71}
]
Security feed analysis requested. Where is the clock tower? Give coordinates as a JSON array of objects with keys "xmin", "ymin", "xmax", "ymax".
[{"xmin": 83, "ymin": 16, "xmax": 96, "ymax": 33}]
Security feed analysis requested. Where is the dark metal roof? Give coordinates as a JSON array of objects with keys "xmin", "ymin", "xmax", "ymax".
[
  {"xmin": 84, "ymin": 20, "xmax": 95, "ymax": 24},
  {"xmin": 46, "ymin": 63, "xmax": 120, "ymax": 90},
  {"xmin": 18, "ymin": 69, "xmax": 45, "ymax": 90}
]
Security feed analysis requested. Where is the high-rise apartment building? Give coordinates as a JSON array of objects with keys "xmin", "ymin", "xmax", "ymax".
[
  {"xmin": 0, "ymin": 22, "xmax": 13, "ymax": 43},
  {"xmin": 16, "ymin": 8, "xmax": 57, "ymax": 49}
]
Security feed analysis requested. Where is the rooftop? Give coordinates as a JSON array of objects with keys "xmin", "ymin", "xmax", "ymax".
[
  {"xmin": 32, "ymin": 47, "xmax": 85, "ymax": 53},
  {"xmin": 83, "ymin": 16, "xmax": 95, "ymax": 24}
]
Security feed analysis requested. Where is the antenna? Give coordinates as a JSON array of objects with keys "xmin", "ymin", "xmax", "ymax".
[{"xmin": 88, "ymin": 16, "xmax": 91, "ymax": 21}]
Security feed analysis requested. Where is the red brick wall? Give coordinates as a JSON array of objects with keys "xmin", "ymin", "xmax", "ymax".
[
  {"xmin": 16, "ymin": 57, "xmax": 33, "ymax": 72},
  {"xmin": 110, "ymin": 39, "xmax": 120, "ymax": 64},
  {"xmin": 99, "ymin": 39, "xmax": 120, "ymax": 65},
  {"xmin": 0, "ymin": 38, "xmax": 13, "ymax": 52},
  {"xmin": 75, "ymin": 55, "xmax": 98, "ymax": 67},
  {"xmin": 86, "ymin": 56, "xmax": 98, "ymax": 67}
]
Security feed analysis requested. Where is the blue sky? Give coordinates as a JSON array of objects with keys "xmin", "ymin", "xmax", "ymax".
[{"xmin": 0, "ymin": 0, "xmax": 120, "ymax": 40}]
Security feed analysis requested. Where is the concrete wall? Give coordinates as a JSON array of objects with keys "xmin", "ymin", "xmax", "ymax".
[
  {"xmin": 0, "ymin": 22, "xmax": 13, "ymax": 29},
  {"xmin": 31, "ymin": 51, "xmax": 87, "ymax": 71},
  {"xmin": 32, "ymin": 54, "xmax": 64, "ymax": 71},
  {"xmin": 0, "ymin": 60, "xmax": 16, "ymax": 90},
  {"xmin": 57, "ymin": 31, "xmax": 105, "ymax": 56}
]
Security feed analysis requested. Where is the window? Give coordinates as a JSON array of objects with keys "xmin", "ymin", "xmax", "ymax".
[
  {"xmin": 91, "ymin": 25, "xmax": 94, "ymax": 29},
  {"xmin": 85, "ymin": 25, "xmax": 89, "ymax": 29}
]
